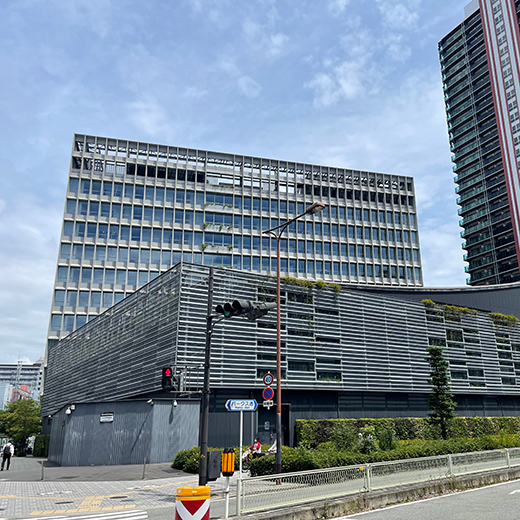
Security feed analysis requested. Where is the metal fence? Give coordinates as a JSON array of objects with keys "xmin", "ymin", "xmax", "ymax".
[{"xmin": 236, "ymin": 448, "xmax": 520, "ymax": 515}]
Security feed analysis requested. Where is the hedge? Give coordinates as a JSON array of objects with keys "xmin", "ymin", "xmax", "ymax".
[
  {"xmin": 248, "ymin": 434, "xmax": 520, "ymax": 476},
  {"xmin": 33, "ymin": 434, "xmax": 50, "ymax": 457},
  {"xmin": 172, "ymin": 446, "xmax": 247, "ymax": 473},
  {"xmin": 295, "ymin": 417, "xmax": 520, "ymax": 449}
]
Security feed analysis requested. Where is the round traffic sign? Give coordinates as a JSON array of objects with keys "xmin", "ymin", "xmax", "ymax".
[
  {"xmin": 262, "ymin": 387, "xmax": 274, "ymax": 400},
  {"xmin": 263, "ymin": 372, "xmax": 274, "ymax": 386}
]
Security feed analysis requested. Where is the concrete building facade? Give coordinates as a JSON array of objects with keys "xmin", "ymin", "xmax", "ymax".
[
  {"xmin": 47, "ymin": 134, "xmax": 423, "ymax": 350},
  {"xmin": 0, "ymin": 359, "xmax": 43, "ymax": 407}
]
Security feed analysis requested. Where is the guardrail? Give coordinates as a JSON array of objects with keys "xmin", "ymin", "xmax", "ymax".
[{"xmin": 236, "ymin": 447, "xmax": 520, "ymax": 515}]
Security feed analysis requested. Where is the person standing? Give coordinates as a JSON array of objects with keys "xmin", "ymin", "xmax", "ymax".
[{"xmin": 1, "ymin": 441, "xmax": 14, "ymax": 471}]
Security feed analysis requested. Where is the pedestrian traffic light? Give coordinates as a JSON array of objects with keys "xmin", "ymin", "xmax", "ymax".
[
  {"xmin": 161, "ymin": 366, "xmax": 178, "ymax": 392},
  {"xmin": 215, "ymin": 300, "xmax": 276, "ymax": 321}
]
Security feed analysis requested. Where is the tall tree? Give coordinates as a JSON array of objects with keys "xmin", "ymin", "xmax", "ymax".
[
  {"xmin": 0, "ymin": 399, "xmax": 42, "ymax": 452},
  {"xmin": 426, "ymin": 345, "xmax": 456, "ymax": 440}
]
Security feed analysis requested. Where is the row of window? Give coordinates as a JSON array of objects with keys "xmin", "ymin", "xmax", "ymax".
[
  {"xmin": 63, "ymin": 221, "xmax": 419, "ymax": 247},
  {"xmin": 56, "ymin": 260, "xmax": 422, "ymax": 283},
  {"xmin": 69, "ymin": 176, "xmax": 415, "ymax": 207},
  {"xmin": 60, "ymin": 242, "xmax": 420, "ymax": 263},
  {"xmin": 67, "ymin": 182, "xmax": 418, "ymax": 226},
  {"xmin": 66, "ymin": 199, "xmax": 415, "ymax": 227},
  {"xmin": 51, "ymin": 312, "xmax": 113, "ymax": 332},
  {"xmin": 54, "ymin": 290, "xmax": 129, "ymax": 309},
  {"xmin": 66, "ymin": 205, "xmax": 417, "ymax": 239}
]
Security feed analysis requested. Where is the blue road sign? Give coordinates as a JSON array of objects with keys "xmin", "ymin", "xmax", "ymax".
[
  {"xmin": 225, "ymin": 399, "xmax": 258, "ymax": 412},
  {"xmin": 262, "ymin": 387, "xmax": 274, "ymax": 400}
]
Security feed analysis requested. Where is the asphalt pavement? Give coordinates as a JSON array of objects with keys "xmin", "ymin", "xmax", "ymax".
[{"xmin": 0, "ymin": 456, "xmax": 238, "ymax": 519}]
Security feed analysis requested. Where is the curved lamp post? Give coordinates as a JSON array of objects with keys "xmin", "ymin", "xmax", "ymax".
[{"xmin": 263, "ymin": 201, "xmax": 325, "ymax": 474}]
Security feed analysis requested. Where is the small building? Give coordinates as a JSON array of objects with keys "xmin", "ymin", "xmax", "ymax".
[{"xmin": 42, "ymin": 263, "xmax": 520, "ymax": 465}]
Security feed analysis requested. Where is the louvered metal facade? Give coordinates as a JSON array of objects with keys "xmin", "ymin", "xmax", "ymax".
[{"xmin": 42, "ymin": 264, "xmax": 520, "ymax": 426}]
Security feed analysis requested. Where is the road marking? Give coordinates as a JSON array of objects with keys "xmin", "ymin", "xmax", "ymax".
[
  {"xmin": 26, "ymin": 511, "xmax": 147, "ymax": 520},
  {"xmin": 343, "ymin": 478, "xmax": 520, "ymax": 518},
  {"xmin": 509, "ymin": 489, "xmax": 520, "ymax": 494}
]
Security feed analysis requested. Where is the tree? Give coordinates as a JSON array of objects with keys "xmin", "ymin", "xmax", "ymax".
[
  {"xmin": 426, "ymin": 346, "xmax": 457, "ymax": 440},
  {"xmin": 0, "ymin": 399, "xmax": 42, "ymax": 452}
]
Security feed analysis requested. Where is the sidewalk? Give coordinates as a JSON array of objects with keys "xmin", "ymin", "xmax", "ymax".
[
  {"xmin": 0, "ymin": 456, "xmax": 238, "ymax": 518},
  {"xmin": 0, "ymin": 456, "xmax": 186, "ymax": 482}
]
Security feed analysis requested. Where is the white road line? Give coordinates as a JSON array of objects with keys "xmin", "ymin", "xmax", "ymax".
[
  {"xmin": 22, "ymin": 512, "xmax": 148, "ymax": 520},
  {"xmin": 337, "ymin": 478, "xmax": 520, "ymax": 518}
]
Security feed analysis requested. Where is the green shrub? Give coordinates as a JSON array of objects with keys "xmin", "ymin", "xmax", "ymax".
[
  {"xmin": 250, "ymin": 434, "xmax": 520, "ymax": 476},
  {"xmin": 377, "ymin": 427, "xmax": 396, "ymax": 451},
  {"xmin": 33, "ymin": 434, "xmax": 50, "ymax": 457}
]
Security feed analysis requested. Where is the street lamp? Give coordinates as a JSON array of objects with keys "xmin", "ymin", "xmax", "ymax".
[{"xmin": 263, "ymin": 201, "xmax": 325, "ymax": 474}]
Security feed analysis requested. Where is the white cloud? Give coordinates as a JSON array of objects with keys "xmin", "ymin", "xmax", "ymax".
[
  {"xmin": 242, "ymin": 19, "xmax": 289, "ymax": 58},
  {"xmin": 127, "ymin": 96, "xmax": 174, "ymax": 137},
  {"xmin": 376, "ymin": 0, "xmax": 421, "ymax": 30},
  {"xmin": 328, "ymin": 0, "xmax": 350, "ymax": 16},
  {"xmin": 0, "ymin": 197, "xmax": 62, "ymax": 362},
  {"xmin": 306, "ymin": 59, "xmax": 375, "ymax": 106},
  {"xmin": 420, "ymin": 220, "xmax": 467, "ymax": 287},
  {"xmin": 238, "ymin": 76, "xmax": 262, "ymax": 98}
]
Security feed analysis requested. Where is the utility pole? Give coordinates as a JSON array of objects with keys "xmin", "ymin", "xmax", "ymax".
[{"xmin": 199, "ymin": 267, "xmax": 214, "ymax": 486}]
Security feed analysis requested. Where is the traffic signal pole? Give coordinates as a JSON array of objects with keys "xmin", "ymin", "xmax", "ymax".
[{"xmin": 199, "ymin": 267, "xmax": 214, "ymax": 486}]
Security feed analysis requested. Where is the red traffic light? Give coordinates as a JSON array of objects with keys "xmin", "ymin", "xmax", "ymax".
[{"xmin": 163, "ymin": 367, "xmax": 173, "ymax": 377}]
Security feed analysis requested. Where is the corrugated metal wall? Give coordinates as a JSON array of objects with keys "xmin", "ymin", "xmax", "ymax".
[{"xmin": 48, "ymin": 400, "xmax": 199, "ymax": 466}]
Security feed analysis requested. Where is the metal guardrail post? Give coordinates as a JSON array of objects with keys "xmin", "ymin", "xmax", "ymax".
[
  {"xmin": 236, "ymin": 478, "xmax": 242, "ymax": 516},
  {"xmin": 506, "ymin": 449, "xmax": 511, "ymax": 468},
  {"xmin": 447, "ymin": 454, "xmax": 453, "ymax": 476},
  {"xmin": 366, "ymin": 464, "xmax": 372, "ymax": 492}
]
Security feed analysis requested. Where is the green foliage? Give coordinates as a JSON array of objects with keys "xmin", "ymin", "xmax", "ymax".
[
  {"xmin": 315, "ymin": 280, "xmax": 327, "ymax": 290},
  {"xmin": 0, "ymin": 399, "xmax": 42, "ymax": 450},
  {"xmin": 489, "ymin": 313, "xmax": 519, "ymax": 329},
  {"xmin": 330, "ymin": 420, "xmax": 359, "ymax": 450},
  {"xmin": 250, "ymin": 435, "xmax": 520, "ymax": 476},
  {"xmin": 421, "ymin": 299, "xmax": 435, "ymax": 307},
  {"xmin": 426, "ymin": 345, "xmax": 456, "ymax": 440},
  {"xmin": 33, "ymin": 434, "xmax": 50, "ymax": 457},
  {"xmin": 295, "ymin": 416, "xmax": 520, "ymax": 446},
  {"xmin": 359, "ymin": 425, "xmax": 377, "ymax": 454},
  {"xmin": 377, "ymin": 427, "xmax": 396, "ymax": 451},
  {"xmin": 443, "ymin": 304, "xmax": 478, "ymax": 317},
  {"xmin": 172, "ymin": 445, "xmax": 248, "ymax": 473}
]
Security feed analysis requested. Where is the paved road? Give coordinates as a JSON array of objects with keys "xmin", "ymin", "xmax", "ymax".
[
  {"xmin": 341, "ymin": 478, "xmax": 520, "ymax": 520},
  {"xmin": 0, "ymin": 457, "xmax": 235, "ymax": 519}
]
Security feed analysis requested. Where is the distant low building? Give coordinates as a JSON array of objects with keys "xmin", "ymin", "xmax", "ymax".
[{"xmin": 0, "ymin": 359, "xmax": 43, "ymax": 407}]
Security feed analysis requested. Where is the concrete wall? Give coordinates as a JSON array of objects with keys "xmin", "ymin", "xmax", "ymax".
[{"xmin": 48, "ymin": 399, "xmax": 199, "ymax": 466}]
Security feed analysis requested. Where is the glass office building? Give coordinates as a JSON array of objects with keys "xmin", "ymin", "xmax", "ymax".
[
  {"xmin": 440, "ymin": 0, "xmax": 520, "ymax": 285},
  {"xmin": 47, "ymin": 134, "xmax": 422, "ymax": 347}
]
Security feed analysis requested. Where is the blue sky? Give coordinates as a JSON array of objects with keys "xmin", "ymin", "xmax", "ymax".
[{"xmin": 0, "ymin": 0, "xmax": 470, "ymax": 363}]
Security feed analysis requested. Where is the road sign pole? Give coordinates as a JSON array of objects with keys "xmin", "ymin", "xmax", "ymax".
[{"xmin": 239, "ymin": 410, "xmax": 243, "ymax": 479}]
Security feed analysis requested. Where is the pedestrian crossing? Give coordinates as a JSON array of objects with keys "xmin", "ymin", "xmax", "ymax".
[{"xmin": 10, "ymin": 510, "xmax": 148, "ymax": 520}]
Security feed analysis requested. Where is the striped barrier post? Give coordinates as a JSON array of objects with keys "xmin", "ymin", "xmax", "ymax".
[{"xmin": 175, "ymin": 486, "xmax": 210, "ymax": 520}]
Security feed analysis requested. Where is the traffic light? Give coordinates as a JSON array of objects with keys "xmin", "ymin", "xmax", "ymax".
[
  {"xmin": 215, "ymin": 300, "xmax": 276, "ymax": 321},
  {"xmin": 161, "ymin": 366, "xmax": 178, "ymax": 392}
]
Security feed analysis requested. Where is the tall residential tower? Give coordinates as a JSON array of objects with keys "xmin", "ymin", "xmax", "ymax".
[
  {"xmin": 47, "ymin": 134, "xmax": 422, "ymax": 349},
  {"xmin": 440, "ymin": 0, "xmax": 520, "ymax": 285}
]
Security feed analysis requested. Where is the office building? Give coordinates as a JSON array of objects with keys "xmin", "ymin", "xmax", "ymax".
[
  {"xmin": 42, "ymin": 264, "xmax": 520, "ymax": 465},
  {"xmin": 0, "ymin": 359, "xmax": 44, "ymax": 407},
  {"xmin": 47, "ymin": 134, "xmax": 422, "ymax": 348},
  {"xmin": 439, "ymin": 0, "xmax": 520, "ymax": 285}
]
